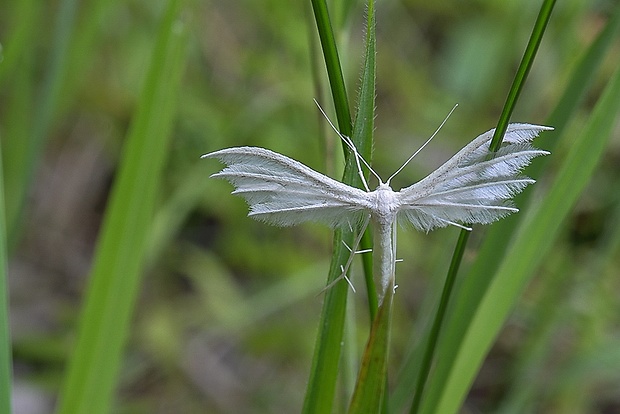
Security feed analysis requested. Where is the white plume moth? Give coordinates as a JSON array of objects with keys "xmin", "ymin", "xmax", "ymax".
[{"xmin": 203, "ymin": 120, "xmax": 551, "ymax": 296}]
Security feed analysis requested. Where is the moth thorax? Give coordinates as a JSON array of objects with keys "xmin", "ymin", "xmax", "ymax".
[{"xmin": 372, "ymin": 183, "xmax": 399, "ymax": 227}]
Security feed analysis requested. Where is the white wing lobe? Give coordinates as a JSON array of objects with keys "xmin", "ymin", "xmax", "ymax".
[
  {"xmin": 203, "ymin": 147, "xmax": 372, "ymax": 227},
  {"xmin": 397, "ymin": 123, "xmax": 551, "ymax": 232}
]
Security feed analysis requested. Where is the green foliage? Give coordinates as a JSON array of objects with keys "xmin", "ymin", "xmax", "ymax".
[
  {"xmin": 54, "ymin": 1, "xmax": 188, "ymax": 412},
  {"xmin": 0, "ymin": 142, "xmax": 11, "ymax": 414},
  {"xmin": 1, "ymin": 0, "xmax": 619, "ymax": 413}
]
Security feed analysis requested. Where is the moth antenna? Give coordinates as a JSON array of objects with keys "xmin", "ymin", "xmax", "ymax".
[
  {"xmin": 313, "ymin": 99, "xmax": 382, "ymax": 190},
  {"xmin": 386, "ymin": 103, "xmax": 459, "ymax": 185},
  {"xmin": 341, "ymin": 134, "xmax": 372, "ymax": 191}
]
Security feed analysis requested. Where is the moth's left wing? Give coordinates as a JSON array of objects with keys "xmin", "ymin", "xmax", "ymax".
[
  {"xmin": 396, "ymin": 123, "xmax": 552, "ymax": 232},
  {"xmin": 203, "ymin": 147, "xmax": 372, "ymax": 227}
]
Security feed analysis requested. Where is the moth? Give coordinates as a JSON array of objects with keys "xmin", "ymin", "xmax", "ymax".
[{"xmin": 203, "ymin": 122, "xmax": 551, "ymax": 295}]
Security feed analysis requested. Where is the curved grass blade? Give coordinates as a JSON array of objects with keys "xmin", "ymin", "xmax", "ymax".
[
  {"xmin": 3, "ymin": 0, "xmax": 78, "ymax": 247},
  {"xmin": 348, "ymin": 281, "xmax": 393, "ymax": 414},
  {"xmin": 424, "ymin": 55, "xmax": 620, "ymax": 414},
  {"xmin": 303, "ymin": 1, "xmax": 354, "ymax": 411},
  {"xmin": 54, "ymin": 2, "xmax": 187, "ymax": 413},
  {"xmin": 351, "ymin": 0, "xmax": 378, "ymax": 318},
  {"xmin": 0, "ymin": 146, "xmax": 12, "ymax": 414},
  {"xmin": 303, "ymin": 0, "xmax": 376, "ymax": 412},
  {"xmin": 407, "ymin": 5, "xmax": 620, "ymax": 413},
  {"xmin": 497, "ymin": 178, "xmax": 620, "ymax": 413},
  {"xmin": 408, "ymin": 1, "xmax": 557, "ymax": 413}
]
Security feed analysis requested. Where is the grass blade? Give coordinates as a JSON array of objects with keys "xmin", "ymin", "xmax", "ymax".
[
  {"xmin": 426, "ymin": 55, "xmax": 620, "ymax": 414},
  {"xmin": 0, "ymin": 146, "xmax": 12, "ymax": 414},
  {"xmin": 2, "ymin": 0, "xmax": 78, "ymax": 246},
  {"xmin": 348, "ymin": 283, "xmax": 392, "ymax": 414},
  {"xmin": 408, "ymin": 1, "xmax": 557, "ymax": 412},
  {"xmin": 351, "ymin": 0, "xmax": 378, "ymax": 318},
  {"xmin": 54, "ymin": 1, "xmax": 187, "ymax": 413},
  {"xmin": 310, "ymin": 0, "xmax": 352, "ymax": 137},
  {"xmin": 412, "ymin": 5, "xmax": 620, "ymax": 413},
  {"xmin": 303, "ymin": 1, "xmax": 353, "ymax": 411},
  {"xmin": 303, "ymin": 1, "xmax": 376, "ymax": 412}
]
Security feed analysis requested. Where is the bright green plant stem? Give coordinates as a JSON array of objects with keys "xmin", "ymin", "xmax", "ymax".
[
  {"xmin": 0, "ymin": 145, "xmax": 12, "ymax": 414},
  {"xmin": 396, "ymin": 6, "xmax": 620, "ymax": 414},
  {"xmin": 3, "ymin": 0, "xmax": 78, "ymax": 247},
  {"xmin": 303, "ymin": 2, "xmax": 354, "ymax": 412},
  {"xmin": 427, "ymin": 59, "xmax": 620, "ymax": 414},
  {"xmin": 409, "ymin": 230, "xmax": 469, "ymax": 413},
  {"xmin": 55, "ymin": 2, "xmax": 187, "ymax": 413},
  {"xmin": 410, "ymin": 1, "xmax": 557, "ymax": 412},
  {"xmin": 303, "ymin": 1, "xmax": 376, "ymax": 412}
]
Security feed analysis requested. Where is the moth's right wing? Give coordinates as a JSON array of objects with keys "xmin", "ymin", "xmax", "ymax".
[
  {"xmin": 396, "ymin": 123, "xmax": 552, "ymax": 232},
  {"xmin": 203, "ymin": 147, "xmax": 372, "ymax": 227}
]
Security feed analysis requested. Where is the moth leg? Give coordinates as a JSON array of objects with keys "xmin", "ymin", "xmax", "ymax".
[
  {"xmin": 429, "ymin": 214, "xmax": 473, "ymax": 232},
  {"xmin": 342, "ymin": 240, "xmax": 372, "ymax": 255},
  {"xmin": 321, "ymin": 214, "xmax": 371, "ymax": 293},
  {"xmin": 339, "ymin": 265, "xmax": 356, "ymax": 293}
]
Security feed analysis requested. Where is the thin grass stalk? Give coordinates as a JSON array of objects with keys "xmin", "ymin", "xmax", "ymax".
[
  {"xmin": 409, "ymin": 1, "xmax": 557, "ymax": 412},
  {"xmin": 428, "ymin": 52, "xmax": 620, "ymax": 414},
  {"xmin": 6, "ymin": 0, "xmax": 79, "ymax": 244},
  {"xmin": 304, "ymin": 0, "xmax": 376, "ymax": 411},
  {"xmin": 55, "ymin": 1, "xmax": 187, "ymax": 412},
  {"xmin": 399, "ymin": 8, "xmax": 620, "ymax": 413},
  {"xmin": 0, "ymin": 146, "xmax": 12, "ymax": 414},
  {"xmin": 303, "ymin": 0, "xmax": 354, "ymax": 409}
]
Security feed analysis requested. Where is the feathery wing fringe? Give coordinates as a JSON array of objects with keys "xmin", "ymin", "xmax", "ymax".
[
  {"xmin": 204, "ymin": 124, "xmax": 551, "ymax": 232},
  {"xmin": 203, "ymin": 147, "xmax": 371, "ymax": 227},
  {"xmin": 397, "ymin": 123, "xmax": 552, "ymax": 232}
]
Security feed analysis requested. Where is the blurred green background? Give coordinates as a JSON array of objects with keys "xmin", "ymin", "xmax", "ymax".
[{"xmin": 1, "ymin": 0, "xmax": 619, "ymax": 412}]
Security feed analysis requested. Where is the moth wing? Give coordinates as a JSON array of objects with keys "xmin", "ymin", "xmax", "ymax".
[
  {"xmin": 396, "ymin": 123, "xmax": 552, "ymax": 232},
  {"xmin": 203, "ymin": 147, "xmax": 372, "ymax": 227}
]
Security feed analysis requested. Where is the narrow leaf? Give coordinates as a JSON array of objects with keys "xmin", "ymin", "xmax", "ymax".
[
  {"xmin": 409, "ymin": 1, "xmax": 556, "ymax": 413},
  {"xmin": 427, "ymin": 56, "xmax": 620, "ymax": 414},
  {"xmin": 415, "ymin": 6, "xmax": 620, "ymax": 413},
  {"xmin": 55, "ymin": 2, "xmax": 187, "ymax": 413},
  {"xmin": 348, "ymin": 284, "xmax": 393, "ymax": 413},
  {"xmin": 0, "ymin": 145, "xmax": 12, "ymax": 414}
]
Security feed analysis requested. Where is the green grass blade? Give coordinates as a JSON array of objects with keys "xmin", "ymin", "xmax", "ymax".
[
  {"xmin": 54, "ymin": 2, "xmax": 187, "ymax": 413},
  {"xmin": 545, "ymin": 5, "xmax": 620, "ymax": 134},
  {"xmin": 411, "ymin": 6, "xmax": 620, "ymax": 413},
  {"xmin": 303, "ymin": 1, "xmax": 376, "ymax": 412},
  {"xmin": 426, "ymin": 56, "xmax": 620, "ymax": 414},
  {"xmin": 303, "ymin": 1, "xmax": 353, "ymax": 411},
  {"xmin": 409, "ymin": 231, "xmax": 470, "ymax": 413},
  {"xmin": 346, "ymin": 1, "xmax": 389, "ymax": 411},
  {"xmin": 348, "ymin": 284, "xmax": 392, "ymax": 414},
  {"xmin": 1, "ymin": 0, "xmax": 123, "ymax": 248},
  {"xmin": 310, "ymin": 0, "xmax": 352, "ymax": 137},
  {"xmin": 351, "ymin": 0, "xmax": 378, "ymax": 319},
  {"xmin": 0, "ymin": 145, "xmax": 12, "ymax": 414},
  {"xmin": 406, "ymin": 1, "xmax": 556, "ymax": 412},
  {"xmin": 2, "ymin": 0, "xmax": 77, "ymax": 246},
  {"xmin": 303, "ymin": 233, "xmax": 351, "ymax": 414},
  {"xmin": 497, "ymin": 178, "xmax": 620, "ymax": 413},
  {"xmin": 488, "ymin": 0, "xmax": 557, "ymax": 151}
]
